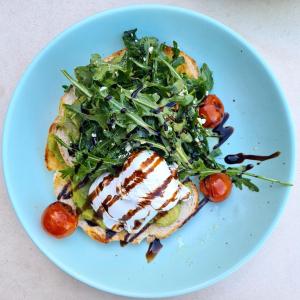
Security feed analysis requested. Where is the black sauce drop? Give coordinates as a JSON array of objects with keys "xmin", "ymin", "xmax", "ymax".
[
  {"xmin": 146, "ymin": 239, "xmax": 163, "ymax": 263},
  {"xmin": 62, "ymin": 190, "xmax": 73, "ymax": 199},
  {"xmin": 244, "ymin": 164, "xmax": 254, "ymax": 172},
  {"xmin": 224, "ymin": 151, "xmax": 280, "ymax": 164},
  {"xmin": 200, "ymin": 197, "xmax": 210, "ymax": 208},
  {"xmin": 86, "ymin": 220, "xmax": 98, "ymax": 227},
  {"xmin": 105, "ymin": 229, "xmax": 117, "ymax": 240},
  {"xmin": 77, "ymin": 175, "xmax": 90, "ymax": 190},
  {"xmin": 57, "ymin": 182, "xmax": 71, "ymax": 200},
  {"xmin": 179, "ymin": 197, "xmax": 209, "ymax": 228},
  {"xmin": 213, "ymin": 113, "xmax": 234, "ymax": 149},
  {"xmin": 120, "ymin": 240, "xmax": 128, "ymax": 247}
]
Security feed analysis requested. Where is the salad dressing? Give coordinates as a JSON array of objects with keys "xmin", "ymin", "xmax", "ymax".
[
  {"xmin": 225, "ymin": 151, "xmax": 280, "ymax": 164},
  {"xmin": 146, "ymin": 239, "xmax": 163, "ymax": 263},
  {"xmin": 213, "ymin": 113, "xmax": 234, "ymax": 149},
  {"xmin": 57, "ymin": 182, "xmax": 71, "ymax": 200}
]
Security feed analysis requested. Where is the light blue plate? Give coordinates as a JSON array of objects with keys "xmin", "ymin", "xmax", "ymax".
[{"xmin": 2, "ymin": 5, "xmax": 296, "ymax": 298}]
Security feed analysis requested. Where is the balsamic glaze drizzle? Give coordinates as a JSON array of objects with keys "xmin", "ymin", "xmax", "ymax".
[
  {"xmin": 224, "ymin": 151, "xmax": 280, "ymax": 164},
  {"xmin": 146, "ymin": 238, "xmax": 163, "ymax": 263},
  {"xmin": 213, "ymin": 113, "xmax": 234, "ymax": 149}
]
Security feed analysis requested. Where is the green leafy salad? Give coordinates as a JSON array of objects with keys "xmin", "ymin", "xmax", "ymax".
[{"xmin": 51, "ymin": 28, "xmax": 290, "ymax": 205}]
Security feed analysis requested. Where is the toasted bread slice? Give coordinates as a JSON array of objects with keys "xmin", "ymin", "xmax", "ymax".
[
  {"xmin": 54, "ymin": 172, "xmax": 199, "ymax": 244},
  {"xmin": 47, "ymin": 46, "xmax": 200, "ymax": 244}
]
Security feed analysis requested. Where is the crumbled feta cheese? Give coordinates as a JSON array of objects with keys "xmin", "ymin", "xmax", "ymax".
[
  {"xmin": 91, "ymin": 133, "xmax": 97, "ymax": 138},
  {"xmin": 197, "ymin": 117, "xmax": 206, "ymax": 125},
  {"xmin": 178, "ymin": 90, "xmax": 185, "ymax": 96},
  {"xmin": 111, "ymin": 123, "xmax": 116, "ymax": 129},
  {"xmin": 125, "ymin": 143, "xmax": 132, "ymax": 152},
  {"xmin": 100, "ymin": 86, "xmax": 107, "ymax": 92},
  {"xmin": 135, "ymin": 39, "xmax": 138, "ymax": 42},
  {"xmin": 205, "ymin": 90, "xmax": 209, "ymax": 96},
  {"xmin": 143, "ymin": 57, "xmax": 146, "ymax": 62},
  {"xmin": 195, "ymin": 137, "xmax": 200, "ymax": 143},
  {"xmin": 169, "ymin": 162, "xmax": 178, "ymax": 172},
  {"xmin": 148, "ymin": 46, "xmax": 154, "ymax": 54},
  {"xmin": 115, "ymin": 71, "xmax": 118, "ymax": 76}
]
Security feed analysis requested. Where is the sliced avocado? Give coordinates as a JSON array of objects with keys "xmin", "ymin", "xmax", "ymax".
[
  {"xmin": 80, "ymin": 208, "xmax": 106, "ymax": 229},
  {"xmin": 58, "ymin": 111, "xmax": 80, "ymax": 142},
  {"xmin": 73, "ymin": 185, "xmax": 106, "ymax": 229},
  {"xmin": 155, "ymin": 204, "xmax": 181, "ymax": 227},
  {"xmin": 47, "ymin": 133, "xmax": 66, "ymax": 166},
  {"xmin": 72, "ymin": 185, "xmax": 89, "ymax": 209}
]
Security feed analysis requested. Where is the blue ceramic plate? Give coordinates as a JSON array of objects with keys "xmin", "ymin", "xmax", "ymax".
[{"xmin": 2, "ymin": 5, "xmax": 295, "ymax": 298}]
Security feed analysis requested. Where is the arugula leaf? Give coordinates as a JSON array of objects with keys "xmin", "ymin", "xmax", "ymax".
[
  {"xmin": 172, "ymin": 41, "xmax": 180, "ymax": 59},
  {"xmin": 61, "ymin": 70, "xmax": 92, "ymax": 97},
  {"xmin": 109, "ymin": 97, "xmax": 157, "ymax": 135},
  {"xmin": 199, "ymin": 63, "xmax": 214, "ymax": 91},
  {"xmin": 232, "ymin": 176, "xmax": 259, "ymax": 192}
]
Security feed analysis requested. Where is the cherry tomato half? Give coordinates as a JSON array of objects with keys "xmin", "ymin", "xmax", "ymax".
[
  {"xmin": 200, "ymin": 173, "xmax": 232, "ymax": 202},
  {"xmin": 41, "ymin": 202, "xmax": 78, "ymax": 238},
  {"xmin": 198, "ymin": 95, "xmax": 224, "ymax": 128}
]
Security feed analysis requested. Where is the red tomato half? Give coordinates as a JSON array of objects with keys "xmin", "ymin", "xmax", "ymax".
[
  {"xmin": 200, "ymin": 173, "xmax": 232, "ymax": 202},
  {"xmin": 199, "ymin": 95, "xmax": 224, "ymax": 128},
  {"xmin": 41, "ymin": 201, "xmax": 78, "ymax": 238}
]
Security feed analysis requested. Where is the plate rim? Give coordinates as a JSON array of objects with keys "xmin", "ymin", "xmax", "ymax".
[{"xmin": 2, "ymin": 4, "xmax": 296, "ymax": 298}]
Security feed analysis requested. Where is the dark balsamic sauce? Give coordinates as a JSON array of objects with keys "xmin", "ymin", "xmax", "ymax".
[
  {"xmin": 105, "ymin": 229, "xmax": 117, "ymax": 240},
  {"xmin": 57, "ymin": 182, "xmax": 71, "ymax": 200},
  {"xmin": 180, "ymin": 197, "xmax": 209, "ymax": 228},
  {"xmin": 133, "ymin": 220, "xmax": 142, "ymax": 230},
  {"xmin": 120, "ymin": 240, "xmax": 128, "ymax": 247},
  {"xmin": 213, "ymin": 113, "xmax": 234, "ymax": 149},
  {"xmin": 63, "ymin": 190, "xmax": 73, "ymax": 199},
  {"xmin": 126, "ymin": 222, "xmax": 152, "ymax": 243},
  {"xmin": 244, "ymin": 164, "xmax": 254, "ymax": 172},
  {"xmin": 224, "ymin": 151, "xmax": 280, "ymax": 164},
  {"xmin": 86, "ymin": 219, "xmax": 98, "ymax": 227},
  {"xmin": 146, "ymin": 238, "xmax": 163, "ymax": 263},
  {"xmin": 144, "ymin": 197, "xmax": 210, "ymax": 262},
  {"xmin": 199, "ymin": 197, "xmax": 210, "ymax": 210}
]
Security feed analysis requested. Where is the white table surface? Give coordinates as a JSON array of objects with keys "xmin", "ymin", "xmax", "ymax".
[{"xmin": 0, "ymin": 1, "xmax": 299, "ymax": 299}]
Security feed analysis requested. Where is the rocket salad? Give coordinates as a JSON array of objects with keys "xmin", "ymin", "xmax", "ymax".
[{"xmin": 56, "ymin": 29, "xmax": 290, "ymax": 191}]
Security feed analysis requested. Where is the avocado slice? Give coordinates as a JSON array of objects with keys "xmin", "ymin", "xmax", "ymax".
[
  {"xmin": 47, "ymin": 133, "xmax": 66, "ymax": 167},
  {"xmin": 155, "ymin": 204, "xmax": 181, "ymax": 227},
  {"xmin": 80, "ymin": 208, "xmax": 106, "ymax": 229},
  {"xmin": 73, "ymin": 185, "xmax": 106, "ymax": 229}
]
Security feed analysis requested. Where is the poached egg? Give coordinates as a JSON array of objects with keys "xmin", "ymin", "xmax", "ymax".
[{"xmin": 88, "ymin": 150, "xmax": 191, "ymax": 233}]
